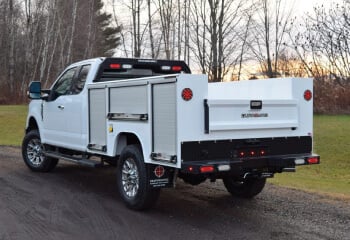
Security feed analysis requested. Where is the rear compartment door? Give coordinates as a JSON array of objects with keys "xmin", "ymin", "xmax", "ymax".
[{"xmin": 205, "ymin": 99, "xmax": 299, "ymax": 132}]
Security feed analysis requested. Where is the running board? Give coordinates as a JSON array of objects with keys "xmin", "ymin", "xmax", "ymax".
[{"xmin": 44, "ymin": 151, "xmax": 103, "ymax": 168}]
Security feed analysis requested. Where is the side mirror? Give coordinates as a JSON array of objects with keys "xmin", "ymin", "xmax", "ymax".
[{"xmin": 28, "ymin": 81, "xmax": 42, "ymax": 99}]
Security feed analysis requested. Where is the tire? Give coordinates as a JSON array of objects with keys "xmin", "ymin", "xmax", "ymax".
[
  {"xmin": 22, "ymin": 130, "xmax": 58, "ymax": 172},
  {"xmin": 116, "ymin": 144, "xmax": 160, "ymax": 210},
  {"xmin": 223, "ymin": 177, "xmax": 266, "ymax": 198}
]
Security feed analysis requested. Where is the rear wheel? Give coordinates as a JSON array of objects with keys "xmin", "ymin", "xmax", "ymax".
[
  {"xmin": 223, "ymin": 177, "xmax": 266, "ymax": 198},
  {"xmin": 116, "ymin": 144, "xmax": 160, "ymax": 210},
  {"xmin": 22, "ymin": 130, "xmax": 58, "ymax": 172}
]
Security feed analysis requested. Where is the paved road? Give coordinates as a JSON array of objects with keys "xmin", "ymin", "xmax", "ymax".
[{"xmin": 0, "ymin": 146, "xmax": 349, "ymax": 240}]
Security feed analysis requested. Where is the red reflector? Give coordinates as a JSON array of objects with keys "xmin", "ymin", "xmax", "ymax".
[
  {"xmin": 200, "ymin": 166, "xmax": 214, "ymax": 173},
  {"xmin": 188, "ymin": 166, "xmax": 194, "ymax": 172},
  {"xmin": 182, "ymin": 88, "xmax": 193, "ymax": 101},
  {"xmin": 307, "ymin": 157, "xmax": 319, "ymax": 164},
  {"xmin": 110, "ymin": 63, "xmax": 121, "ymax": 69},
  {"xmin": 304, "ymin": 90, "xmax": 312, "ymax": 101},
  {"xmin": 172, "ymin": 66, "xmax": 182, "ymax": 71}
]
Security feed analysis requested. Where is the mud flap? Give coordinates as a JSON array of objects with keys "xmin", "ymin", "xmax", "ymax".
[{"xmin": 148, "ymin": 164, "xmax": 175, "ymax": 188}]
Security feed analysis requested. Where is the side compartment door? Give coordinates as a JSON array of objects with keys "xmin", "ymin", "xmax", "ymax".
[{"xmin": 152, "ymin": 83, "xmax": 177, "ymax": 159}]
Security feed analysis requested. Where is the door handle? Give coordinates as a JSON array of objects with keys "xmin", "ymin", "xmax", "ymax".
[{"xmin": 58, "ymin": 105, "xmax": 65, "ymax": 110}]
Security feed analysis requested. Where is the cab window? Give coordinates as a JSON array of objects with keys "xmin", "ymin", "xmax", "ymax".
[
  {"xmin": 72, "ymin": 65, "xmax": 91, "ymax": 94},
  {"xmin": 51, "ymin": 67, "xmax": 77, "ymax": 99}
]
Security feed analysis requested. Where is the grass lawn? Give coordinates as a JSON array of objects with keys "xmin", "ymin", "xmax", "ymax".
[
  {"xmin": 270, "ymin": 115, "xmax": 350, "ymax": 198},
  {"xmin": 0, "ymin": 105, "xmax": 349, "ymax": 198},
  {"xmin": 0, "ymin": 105, "xmax": 27, "ymax": 146}
]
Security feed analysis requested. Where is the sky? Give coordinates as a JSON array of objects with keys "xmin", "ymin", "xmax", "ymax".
[{"xmin": 293, "ymin": 0, "xmax": 343, "ymax": 15}]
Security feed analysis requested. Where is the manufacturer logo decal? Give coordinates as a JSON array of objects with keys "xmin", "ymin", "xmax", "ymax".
[
  {"xmin": 241, "ymin": 113, "xmax": 268, "ymax": 118},
  {"xmin": 154, "ymin": 165, "xmax": 165, "ymax": 178}
]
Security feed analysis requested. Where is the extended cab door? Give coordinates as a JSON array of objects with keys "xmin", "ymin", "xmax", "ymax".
[{"xmin": 42, "ymin": 65, "xmax": 91, "ymax": 151}]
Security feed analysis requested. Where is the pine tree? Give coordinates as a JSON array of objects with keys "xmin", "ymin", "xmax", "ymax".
[{"xmin": 92, "ymin": 0, "xmax": 121, "ymax": 57}]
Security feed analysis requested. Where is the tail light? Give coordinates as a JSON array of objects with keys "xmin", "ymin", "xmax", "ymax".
[
  {"xmin": 307, "ymin": 156, "xmax": 320, "ymax": 164},
  {"xmin": 304, "ymin": 90, "xmax": 312, "ymax": 101},
  {"xmin": 182, "ymin": 88, "xmax": 193, "ymax": 101},
  {"xmin": 200, "ymin": 166, "xmax": 214, "ymax": 173}
]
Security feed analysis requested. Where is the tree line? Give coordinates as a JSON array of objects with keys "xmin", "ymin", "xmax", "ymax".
[
  {"xmin": 0, "ymin": 0, "xmax": 349, "ymax": 113},
  {"xmin": 0, "ymin": 0, "xmax": 120, "ymax": 103}
]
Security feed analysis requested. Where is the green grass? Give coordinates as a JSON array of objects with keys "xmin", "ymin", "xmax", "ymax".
[
  {"xmin": 270, "ymin": 115, "xmax": 350, "ymax": 198},
  {"xmin": 0, "ymin": 105, "xmax": 27, "ymax": 146},
  {"xmin": 0, "ymin": 105, "xmax": 349, "ymax": 198}
]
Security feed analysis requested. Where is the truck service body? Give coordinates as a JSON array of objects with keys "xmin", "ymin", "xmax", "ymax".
[{"xmin": 23, "ymin": 57, "xmax": 320, "ymax": 210}]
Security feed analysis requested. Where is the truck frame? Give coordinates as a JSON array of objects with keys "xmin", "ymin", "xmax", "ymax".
[{"xmin": 23, "ymin": 57, "xmax": 320, "ymax": 210}]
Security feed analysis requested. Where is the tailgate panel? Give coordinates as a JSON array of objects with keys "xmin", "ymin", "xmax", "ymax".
[{"xmin": 207, "ymin": 99, "xmax": 298, "ymax": 132}]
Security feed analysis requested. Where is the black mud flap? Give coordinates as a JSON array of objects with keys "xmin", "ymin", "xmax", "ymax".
[{"xmin": 148, "ymin": 164, "xmax": 175, "ymax": 188}]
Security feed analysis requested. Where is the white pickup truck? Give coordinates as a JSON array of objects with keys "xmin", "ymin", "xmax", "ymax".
[{"xmin": 23, "ymin": 57, "xmax": 320, "ymax": 210}]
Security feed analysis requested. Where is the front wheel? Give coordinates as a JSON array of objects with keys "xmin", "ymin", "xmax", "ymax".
[
  {"xmin": 223, "ymin": 177, "xmax": 266, "ymax": 198},
  {"xmin": 22, "ymin": 130, "xmax": 58, "ymax": 172},
  {"xmin": 116, "ymin": 144, "xmax": 160, "ymax": 210}
]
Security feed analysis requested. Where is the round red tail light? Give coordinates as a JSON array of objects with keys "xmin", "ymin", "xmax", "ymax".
[
  {"xmin": 182, "ymin": 88, "xmax": 193, "ymax": 101},
  {"xmin": 304, "ymin": 90, "xmax": 312, "ymax": 101}
]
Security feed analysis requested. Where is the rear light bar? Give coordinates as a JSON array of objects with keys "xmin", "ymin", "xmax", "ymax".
[
  {"xmin": 110, "ymin": 63, "xmax": 121, "ymax": 69},
  {"xmin": 161, "ymin": 65, "xmax": 182, "ymax": 72},
  {"xmin": 109, "ymin": 63, "xmax": 133, "ymax": 69},
  {"xmin": 172, "ymin": 66, "xmax": 182, "ymax": 71},
  {"xmin": 238, "ymin": 149, "xmax": 267, "ymax": 158}
]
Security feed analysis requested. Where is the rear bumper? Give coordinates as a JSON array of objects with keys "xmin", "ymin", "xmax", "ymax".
[{"xmin": 180, "ymin": 154, "xmax": 320, "ymax": 178}]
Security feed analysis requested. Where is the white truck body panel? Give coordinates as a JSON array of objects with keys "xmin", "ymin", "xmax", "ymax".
[{"xmin": 84, "ymin": 74, "xmax": 313, "ymax": 169}]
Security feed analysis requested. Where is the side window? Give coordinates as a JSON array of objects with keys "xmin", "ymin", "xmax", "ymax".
[
  {"xmin": 51, "ymin": 67, "xmax": 77, "ymax": 98},
  {"xmin": 72, "ymin": 65, "xmax": 91, "ymax": 94}
]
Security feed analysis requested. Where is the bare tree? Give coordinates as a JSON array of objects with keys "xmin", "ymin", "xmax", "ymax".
[
  {"xmin": 8, "ymin": 0, "xmax": 15, "ymax": 93},
  {"xmin": 157, "ymin": 0, "xmax": 174, "ymax": 59},
  {"xmin": 294, "ymin": 1, "xmax": 350, "ymax": 85},
  {"xmin": 190, "ymin": 0, "xmax": 248, "ymax": 82},
  {"xmin": 249, "ymin": 0, "xmax": 294, "ymax": 78}
]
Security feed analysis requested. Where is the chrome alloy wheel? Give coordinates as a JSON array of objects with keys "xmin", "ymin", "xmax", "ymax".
[
  {"xmin": 26, "ymin": 138, "xmax": 44, "ymax": 167},
  {"xmin": 121, "ymin": 158, "xmax": 139, "ymax": 198}
]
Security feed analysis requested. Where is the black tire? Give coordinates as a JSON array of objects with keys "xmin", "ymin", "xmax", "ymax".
[
  {"xmin": 116, "ymin": 144, "xmax": 160, "ymax": 210},
  {"xmin": 223, "ymin": 177, "xmax": 266, "ymax": 198},
  {"xmin": 22, "ymin": 130, "xmax": 58, "ymax": 172}
]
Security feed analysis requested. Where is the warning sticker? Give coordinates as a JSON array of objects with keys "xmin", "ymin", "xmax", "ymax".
[{"xmin": 149, "ymin": 164, "xmax": 174, "ymax": 188}]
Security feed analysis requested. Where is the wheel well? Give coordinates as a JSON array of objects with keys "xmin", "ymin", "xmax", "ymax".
[
  {"xmin": 115, "ymin": 132, "xmax": 142, "ymax": 155},
  {"xmin": 26, "ymin": 117, "xmax": 39, "ymax": 133}
]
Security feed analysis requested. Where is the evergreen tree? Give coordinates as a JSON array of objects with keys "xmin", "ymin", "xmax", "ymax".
[{"xmin": 92, "ymin": 0, "xmax": 121, "ymax": 57}]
